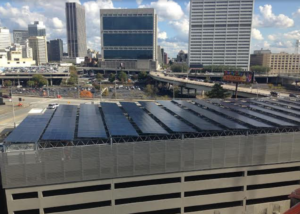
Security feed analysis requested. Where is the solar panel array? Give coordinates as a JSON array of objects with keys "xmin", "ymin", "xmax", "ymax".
[
  {"xmin": 120, "ymin": 102, "xmax": 168, "ymax": 134},
  {"xmin": 78, "ymin": 104, "xmax": 107, "ymax": 138},
  {"xmin": 158, "ymin": 100, "xmax": 223, "ymax": 131},
  {"xmin": 42, "ymin": 105, "xmax": 77, "ymax": 141},
  {"xmin": 139, "ymin": 101, "xmax": 196, "ymax": 133},
  {"xmin": 250, "ymin": 100, "xmax": 300, "ymax": 116},
  {"xmin": 101, "ymin": 102, "xmax": 139, "ymax": 136},
  {"xmin": 5, "ymin": 110, "xmax": 54, "ymax": 143}
]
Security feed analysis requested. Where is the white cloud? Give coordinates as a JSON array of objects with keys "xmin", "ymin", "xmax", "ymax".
[
  {"xmin": 252, "ymin": 28, "xmax": 264, "ymax": 40},
  {"xmin": 136, "ymin": 0, "xmax": 143, "ymax": 5},
  {"xmin": 284, "ymin": 30, "xmax": 300, "ymax": 40},
  {"xmin": 168, "ymin": 16, "xmax": 189, "ymax": 41},
  {"xmin": 52, "ymin": 17, "xmax": 64, "ymax": 29},
  {"xmin": 293, "ymin": 8, "xmax": 300, "ymax": 17},
  {"xmin": 140, "ymin": 0, "xmax": 184, "ymax": 21},
  {"xmin": 268, "ymin": 35, "xmax": 276, "ymax": 41},
  {"xmin": 186, "ymin": 1, "xmax": 190, "ymax": 14},
  {"xmin": 253, "ymin": 4, "xmax": 294, "ymax": 28},
  {"xmin": 158, "ymin": 31, "xmax": 167, "ymax": 40},
  {"xmin": 159, "ymin": 40, "xmax": 188, "ymax": 58}
]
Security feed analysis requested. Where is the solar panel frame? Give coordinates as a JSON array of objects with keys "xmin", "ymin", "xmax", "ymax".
[
  {"xmin": 120, "ymin": 102, "xmax": 168, "ymax": 134},
  {"xmin": 218, "ymin": 101, "xmax": 296, "ymax": 127},
  {"xmin": 42, "ymin": 105, "xmax": 77, "ymax": 141},
  {"xmin": 176, "ymin": 100, "xmax": 248, "ymax": 130},
  {"xmin": 188, "ymin": 100, "xmax": 272, "ymax": 128},
  {"xmin": 139, "ymin": 101, "xmax": 197, "ymax": 133},
  {"xmin": 5, "ymin": 110, "xmax": 54, "ymax": 143},
  {"xmin": 78, "ymin": 104, "xmax": 107, "ymax": 138},
  {"xmin": 101, "ymin": 102, "xmax": 139, "ymax": 137}
]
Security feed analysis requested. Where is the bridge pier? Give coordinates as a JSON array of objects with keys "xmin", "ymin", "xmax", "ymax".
[
  {"xmin": 194, "ymin": 89, "xmax": 197, "ymax": 97},
  {"xmin": 266, "ymin": 77, "xmax": 268, "ymax": 84},
  {"xmin": 17, "ymin": 79, "xmax": 20, "ymax": 86},
  {"xmin": 50, "ymin": 79, "xmax": 53, "ymax": 86}
]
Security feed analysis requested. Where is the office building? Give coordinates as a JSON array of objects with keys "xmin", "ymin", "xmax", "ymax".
[
  {"xmin": 22, "ymin": 39, "xmax": 33, "ymax": 59},
  {"xmin": 177, "ymin": 50, "xmax": 188, "ymax": 62},
  {"xmin": 28, "ymin": 36, "xmax": 48, "ymax": 65},
  {"xmin": 100, "ymin": 8, "xmax": 158, "ymax": 71},
  {"xmin": 28, "ymin": 21, "xmax": 46, "ymax": 37},
  {"xmin": 66, "ymin": 2, "xmax": 87, "ymax": 58},
  {"xmin": 13, "ymin": 30, "xmax": 28, "ymax": 45},
  {"xmin": 157, "ymin": 45, "xmax": 163, "ymax": 65},
  {"xmin": 188, "ymin": 0, "xmax": 254, "ymax": 70},
  {"xmin": 250, "ymin": 50, "xmax": 300, "ymax": 74},
  {"xmin": 1, "ymin": 100, "xmax": 300, "ymax": 214},
  {"xmin": 0, "ymin": 47, "xmax": 35, "ymax": 67},
  {"xmin": 164, "ymin": 52, "xmax": 168, "ymax": 64},
  {"xmin": 0, "ymin": 27, "xmax": 11, "ymax": 49},
  {"xmin": 253, "ymin": 48, "xmax": 271, "ymax": 55},
  {"xmin": 47, "ymin": 39, "xmax": 63, "ymax": 62}
]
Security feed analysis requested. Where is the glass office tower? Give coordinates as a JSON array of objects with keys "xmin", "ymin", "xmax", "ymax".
[{"xmin": 100, "ymin": 9, "xmax": 157, "ymax": 61}]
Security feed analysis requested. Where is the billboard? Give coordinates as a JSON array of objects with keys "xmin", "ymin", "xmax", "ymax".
[{"xmin": 223, "ymin": 71, "xmax": 254, "ymax": 83}]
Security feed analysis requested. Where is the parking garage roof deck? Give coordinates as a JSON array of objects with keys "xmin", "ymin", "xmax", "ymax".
[{"xmin": 4, "ymin": 98, "xmax": 300, "ymax": 149}]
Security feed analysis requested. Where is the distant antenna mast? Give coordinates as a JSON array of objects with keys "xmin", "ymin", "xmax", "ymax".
[{"xmin": 295, "ymin": 40, "xmax": 299, "ymax": 54}]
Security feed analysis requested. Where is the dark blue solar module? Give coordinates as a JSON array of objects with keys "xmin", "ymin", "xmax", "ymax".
[
  {"xmin": 120, "ymin": 102, "xmax": 168, "ymax": 134},
  {"xmin": 42, "ymin": 105, "xmax": 77, "ymax": 141},
  {"xmin": 139, "ymin": 101, "xmax": 196, "ymax": 133},
  {"xmin": 186, "ymin": 100, "xmax": 271, "ymax": 128},
  {"xmin": 5, "ymin": 110, "xmax": 54, "ymax": 143},
  {"xmin": 101, "ymin": 102, "xmax": 138, "ymax": 136},
  {"xmin": 158, "ymin": 100, "xmax": 223, "ymax": 130},
  {"xmin": 78, "ymin": 104, "xmax": 107, "ymax": 138},
  {"xmin": 264, "ymin": 99, "xmax": 300, "ymax": 111},
  {"xmin": 250, "ymin": 100, "xmax": 300, "ymax": 116},
  {"xmin": 218, "ymin": 101, "xmax": 296, "ymax": 127}
]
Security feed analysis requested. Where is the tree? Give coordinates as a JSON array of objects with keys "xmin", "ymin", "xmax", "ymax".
[
  {"xmin": 109, "ymin": 73, "xmax": 116, "ymax": 83},
  {"xmin": 27, "ymin": 80, "xmax": 35, "ymax": 87},
  {"xmin": 32, "ymin": 74, "xmax": 47, "ymax": 87},
  {"xmin": 68, "ymin": 68, "xmax": 78, "ymax": 85},
  {"xmin": 171, "ymin": 63, "xmax": 188, "ymax": 72},
  {"xmin": 96, "ymin": 73, "xmax": 103, "ymax": 81},
  {"xmin": 4, "ymin": 80, "xmax": 12, "ymax": 87},
  {"xmin": 118, "ymin": 71, "xmax": 127, "ymax": 83},
  {"xmin": 145, "ymin": 84, "xmax": 158, "ymax": 97},
  {"xmin": 138, "ymin": 71, "xmax": 148, "ymax": 80},
  {"xmin": 205, "ymin": 84, "xmax": 231, "ymax": 98},
  {"xmin": 131, "ymin": 74, "xmax": 138, "ymax": 81},
  {"xmin": 250, "ymin": 65, "xmax": 271, "ymax": 74}
]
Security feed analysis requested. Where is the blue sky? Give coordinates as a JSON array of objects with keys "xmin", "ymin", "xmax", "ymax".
[{"xmin": 1, "ymin": 0, "xmax": 300, "ymax": 57}]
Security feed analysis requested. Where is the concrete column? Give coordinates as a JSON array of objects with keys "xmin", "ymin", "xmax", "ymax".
[
  {"xmin": 18, "ymin": 79, "xmax": 20, "ymax": 86},
  {"xmin": 266, "ymin": 77, "xmax": 269, "ymax": 84},
  {"xmin": 195, "ymin": 89, "xmax": 197, "ymax": 96},
  {"xmin": 50, "ymin": 79, "xmax": 53, "ymax": 86},
  {"xmin": 181, "ymin": 87, "xmax": 183, "ymax": 95},
  {"xmin": 187, "ymin": 89, "xmax": 190, "ymax": 95}
]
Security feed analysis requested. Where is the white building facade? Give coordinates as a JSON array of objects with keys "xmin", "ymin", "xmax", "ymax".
[
  {"xmin": 28, "ymin": 36, "xmax": 48, "ymax": 65},
  {"xmin": 188, "ymin": 0, "xmax": 254, "ymax": 70},
  {"xmin": 0, "ymin": 28, "xmax": 11, "ymax": 49}
]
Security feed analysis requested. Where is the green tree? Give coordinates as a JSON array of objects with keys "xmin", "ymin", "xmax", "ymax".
[
  {"xmin": 145, "ymin": 84, "xmax": 158, "ymax": 97},
  {"xmin": 118, "ymin": 71, "xmax": 128, "ymax": 83},
  {"xmin": 68, "ymin": 69, "xmax": 78, "ymax": 85},
  {"xmin": 32, "ymin": 74, "xmax": 48, "ymax": 87},
  {"xmin": 205, "ymin": 84, "xmax": 231, "ymax": 98},
  {"xmin": 169, "ymin": 60, "xmax": 173, "ymax": 66},
  {"xmin": 171, "ymin": 63, "xmax": 188, "ymax": 72},
  {"xmin": 96, "ymin": 73, "xmax": 103, "ymax": 81},
  {"xmin": 4, "ymin": 80, "xmax": 12, "ymax": 87},
  {"xmin": 131, "ymin": 74, "xmax": 138, "ymax": 81},
  {"xmin": 109, "ymin": 73, "xmax": 116, "ymax": 83},
  {"xmin": 27, "ymin": 80, "xmax": 35, "ymax": 87},
  {"xmin": 250, "ymin": 65, "xmax": 271, "ymax": 74},
  {"xmin": 138, "ymin": 71, "xmax": 148, "ymax": 80}
]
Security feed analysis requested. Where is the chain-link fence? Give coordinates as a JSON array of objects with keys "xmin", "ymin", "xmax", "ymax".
[{"xmin": 1, "ymin": 132, "xmax": 300, "ymax": 189}]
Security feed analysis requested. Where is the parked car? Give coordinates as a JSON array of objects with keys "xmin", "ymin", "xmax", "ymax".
[
  {"xmin": 48, "ymin": 103, "xmax": 59, "ymax": 109},
  {"xmin": 270, "ymin": 91, "xmax": 279, "ymax": 97}
]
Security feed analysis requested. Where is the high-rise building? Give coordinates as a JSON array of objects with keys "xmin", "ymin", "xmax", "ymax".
[
  {"xmin": 176, "ymin": 50, "xmax": 188, "ymax": 62},
  {"xmin": 0, "ymin": 27, "xmax": 11, "ymax": 49},
  {"xmin": 157, "ymin": 45, "xmax": 163, "ymax": 65},
  {"xmin": 47, "ymin": 39, "xmax": 63, "ymax": 62},
  {"xmin": 28, "ymin": 21, "xmax": 46, "ymax": 37},
  {"xmin": 66, "ymin": 2, "xmax": 87, "ymax": 58},
  {"xmin": 22, "ymin": 39, "xmax": 33, "ymax": 58},
  {"xmin": 13, "ymin": 30, "xmax": 29, "ymax": 45},
  {"xmin": 28, "ymin": 36, "xmax": 48, "ymax": 65},
  {"xmin": 163, "ymin": 52, "xmax": 168, "ymax": 64},
  {"xmin": 188, "ymin": 0, "xmax": 254, "ymax": 70},
  {"xmin": 100, "ymin": 8, "xmax": 158, "ymax": 70}
]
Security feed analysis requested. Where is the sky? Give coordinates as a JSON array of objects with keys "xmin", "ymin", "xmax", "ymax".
[{"xmin": 0, "ymin": 0, "xmax": 300, "ymax": 58}]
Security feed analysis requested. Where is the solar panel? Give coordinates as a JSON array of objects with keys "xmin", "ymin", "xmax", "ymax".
[
  {"xmin": 120, "ymin": 102, "xmax": 168, "ymax": 134},
  {"xmin": 250, "ymin": 100, "xmax": 300, "ymax": 116},
  {"xmin": 42, "ymin": 105, "xmax": 77, "ymax": 141},
  {"xmin": 261, "ymin": 99, "xmax": 300, "ymax": 111},
  {"xmin": 278, "ymin": 98, "xmax": 300, "ymax": 106},
  {"xmin": 101, "ymin": 102, "xmax": 138, "ymax": 136},
  {"xmin": 235, "ymin": 101, "xmax": 300, "ymax": 124},
  {"xmin": 176, "ymin": 100, "xmax": 247, "ymax": 129},
  {"xmin": 218, "ymin": 101, "xmax": 296, "ymax": 127},
  {"xmin": 78, "ymin": 104, "xmax": 107, "ymax": 138},
  {"xmin": 5, "ymin": 110, "xmax": 54, "ymax": 143},
  {"xmin": 189, "ymin": 100, "xmax": 272, "ymax": 128},
  {"xmin": 157, "ymin": 101, "xmax": 223, "ymax": 131},
  {"xmin": 139, "ymin": 101, "xmax": 196, "ymax": 133}
]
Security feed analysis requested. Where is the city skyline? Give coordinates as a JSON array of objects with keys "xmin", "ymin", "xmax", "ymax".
[{"xmin": 0, "ymin": 0, "xmax": 300, "ymax": 58}]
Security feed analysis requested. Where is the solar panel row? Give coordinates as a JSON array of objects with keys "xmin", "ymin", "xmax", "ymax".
[
  {"xmin": 78, "ymin": 104, "xmax": 107, "ymax": 138},
  {"xmin": 42, "ymin": 105, "xmax": 78, "ymax": 141},
  {"xmin": 101, "ymin": 102, "xmax": 139, "ymax": 136},
  {"xmin": 5, "ymin": 110, "xmax": 54, "ymax": 143},
  {"xmin": 120, "ymin": 102, "xmax": 168, "ymax": 134},
  {"xmin": 139, "ymin": 101, "xmax": 196, "ymax": 133},
  {"xmin": 250, "ymin": 100, "xmax": 300, "ymax": 116}
]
